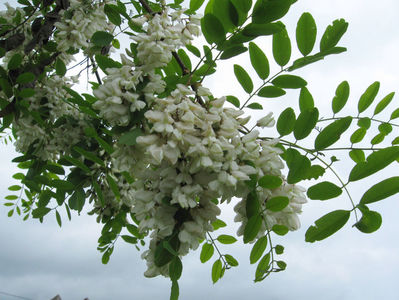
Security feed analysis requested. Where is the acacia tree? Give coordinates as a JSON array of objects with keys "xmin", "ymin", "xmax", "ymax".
[{"xmin": 1, "ymin": 0, "xmax": 398, "ymax": 299}]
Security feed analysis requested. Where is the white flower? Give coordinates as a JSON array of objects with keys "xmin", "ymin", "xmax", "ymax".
[{"xmin": 257, "ymin": 112, "xmax": 275, "ymax": 128}]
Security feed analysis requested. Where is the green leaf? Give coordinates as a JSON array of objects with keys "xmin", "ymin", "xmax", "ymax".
[
  {"xmin": 266, "ymin": 196, "xmax": 289, "ymax": 212},
  {"xmin": 16, "ymin": 72, "xmax": 35, "ymax": 84},
  {"xmin": 349, "ymin": 147, "xmax": 399, "ymax": 182},
  {"xmin": 379, "ymin": 123, "xmax": 392, "ymax": 135},
  {"xmin": 249, "ymin": 42, "xmax": 269, "ymax": 80},
  {"xmin": 293, "ymin": 107, "xmax": 318, "ymax": 140},
  {"xmin": 177, "ymin": 49, "xmax": 192, "ymax": 71},
  {"xmin": 121, "ymin": 235, "xmax": 137, "ymax": 244},
  {"xmin": 163, "ymin": 240, "xmax": 179, "ymax": 257},
  {"xmin": 305, "ymin": 210, "xmax": 350, "ymax": 243},
  {"xmin": 374, "ymin": 92, "xmax": 395, "ymax": 116},
  {"xmin": 371, "ymin": 133, "xmax": 385, "ymax": 145},
  {"xmin": 357, "ymin": 117, "xmax": 371, "ymax": 129},
  {"xmin": 8, "ymin": 185, "xmax": 21, "ymax": 191},
  {"xmin": 220, "ymin": 45, "xmax": 247, "ymax": 59},
  {"xmin": 102, "ymin": 248, "xmax": 112, "ymax": 264},
  {"xmin": 73, "ymin": 146, "xmax": 105, "ymax": 166},
  {"xmin": 271, "ymin": 224, "xmax": 289, "ymax": 236},
  {"xmin": 95, "ymin": 136, "xmax": 114, "ymax": 154},
  {"xmin": 246, "ymin": 191, "xmax": 260, "ymax": 219},
  {"xmin": 200, "ymin": 243, "xmax": 214, "ymax": 263},
  {"xmin": 390, "ymin": 108, "xmax": 399, "ymax": 120},
  {"xmin": 303, "ymin": 165, "xmax": 325, "ymax": 180},
  {"xmin": 224, "ymin": 254, "xmax": 238, "ymax": 267},
  {"xmin": 285, "ymin": 149, "xmax": 311, "ymax": 184},
  {"xmin": 118, "ymin": 128, "xmax": 142, "ymax": 146},
  {"xmin": 0, "ymin": 78, "xmax": 13, "ymax": 98},
  {"xmin": 190, "ymin": 0, "xmax": 205, "ymax": 11},
  {"xmin": 8, "ymin": 53, "xmax": 22, "ymax": 70},
  {"xmin": 277, "ymin": 107, "xmax": 295, "ymax": 136},
  {"xmin": 68, "ymin": 188, "xmax": 85, "ymax": 212},
  {"xmin": 272, "ymin": 75, "xmax": 307, "ymax": 89},
  {"xmin": 276, "ymin": 260, "xmax": 287, "ymax": 270},
  {"xmin": 45, "ymin": 163, "xmax": 65, "ymax": 175},
  {"xmin": 65, "ymin": 204, "xmax": 71, "ymax": 221},
  {"xmin": 360, "ymin": 176, "xmax": 399, "ymax": 204},
  {"xmin": 234, "ymin": 64, "xmax": 253, "ymax": 93},
  {"xmin": 250, "ymin": 235, "xmax": 268, "ymax": 264},
  {"xmin": 154, "ymin": 241, "xmax": 174, "ymax": 267},
  {"xmin": 55, "ymin": 58, "xmax": 66, "ymax": 76},
  {"xmin": 61, "ymin": 156, "xmax": 91, "ymax": 173},
  {"xmin": 169, "ymin": 257, "xmax": 183, "ymax": 281},
  {"xmin": 230, "ymin": 0, "xmax": 251, "ymax": 26},
  {"xmin": 252, "ymin": 0, "xmax": 293, "ymax": 24},
  {"xmin": 349, "ymin": 149, "xmax": 365, "ymax": 163},
  {"xmin": 186, "ymin": 44, "xmax": 201, "ymax": 57},
  {"xmin": 104, "ymin": 4, "xmax": 121, "ymax": 26},
  {"xmin": 255, "ymin": 253, "xmax": 270, "ymax": 281},
  {"xmin": 296, "ymin": 12, "xmax": 317, "ymax": 56},
  {"xmin": 211, "ymin": 259, "xmax": 223, "ymax": 283},
  {"xmin": 320, "ymin": 19, "xmax": 348, "ymax": 51},
  {"xmin": 91, "ymin": 31, "xmax": 114, "ymax": 47},
  {"xmin": 242, "ymin": 23, "xmax": 282, "ymax": 37},
  {"xmin": 55, "ymin": 210, "xmax": 62, "ymax": 227},
  {"xmin": 314, "ymin": 116, "xmax": 352, "ymax": 150},
  {"xmin": 258, "ymin": 86, "xmax": 286, "ymax": 98},
  {"xmin": 38, "ymin": 189, "xmax": 53, "ymax": 207},
  {"xmin": 307, "ymin": 181, "xmax": 342, "ymax": 200},
  {"xmin": 212, "ymin": 219, "xmax": 227, "ymax": 230},
  {"xmin": 32, "ymin": 207, "xmax": 51, "ymax": 219},
  {"xmin": 95, "ymin": 54, "xmax": 122, "ymax": 73},
  {"xmin": 299, "ymin": 87, "xmax": 314, "ymax": 112},
  {"xmin": 216, "ymin": 234, "xmax": 237, "ymax": 244},
  {"xmin": 358, "ymin": 81, "xmax": 380, "ymax": 114},
  {"xmin": 350, "ymin": 127, "xmax": 367, "ymax": 144},
  {"xmin": 332, "ymin": 81, "xmax": 350, "ymax": 114},
  {"xmin": 212, "ymin": 0, "xmax": 239, "ymax": 31},
  {"xmin": 170, "ymin": 280, "xmax": 179, "ymax": 300},
  {"xmin": 226, "ymin": 95, "xmax": 240, "ymax": 108},
  {"xmin": 50, "ymin": 179, "xmax": 75, "ymax": 191},
  {"xmin": 272, "ymin": 26, "xmax": 291, "ymax": 66},
  {"xmin": 63, "ymin": 87, "xmax": 85, "ymax": 105},
  {"xmin": 258, "ymin": 175, "xmax": 282, "ymax": 189},
  {"xmin": 354, "ymin": 210, "xmax": 382, "ymax": 234},
  {"xmin": 106, "ymin": 175, "xmax": 120, "ymax": 199},
  {"xmin": 247, "ymin": 103, "xmax": 263, "ymax": 109},
  {"xmin": 275, "ymin": 245, "xmax": 284, "ymax": 255},
  {"xmin": 244, "ymin": 214, "xmax": 262, "ymax": 243},
  {"xmin": 201, "ymin": 13, "xmax": 225, "ymax": 44}
]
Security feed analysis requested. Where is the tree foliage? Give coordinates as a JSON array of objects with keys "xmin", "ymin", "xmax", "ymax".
[{"xmin": 0, "ymin": 0, "xmax": 398, "ymax": 298}]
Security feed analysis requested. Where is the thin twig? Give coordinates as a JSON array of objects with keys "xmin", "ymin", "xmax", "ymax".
[{"xmin": 89, "ymin": 56, "xmax": 102, "ymax": 85}]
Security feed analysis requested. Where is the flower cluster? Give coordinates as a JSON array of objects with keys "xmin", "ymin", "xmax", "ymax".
[
  {"xmin": 106, "ymin": 81, "xmax": 306, "ymax": 277},
  {"xmin": 92, "ymin": 9, "xmax": 200, "ymax": 126},
  {"xmin": 54, "ymin": 0, "xmax": 113, "ymax": 53}
]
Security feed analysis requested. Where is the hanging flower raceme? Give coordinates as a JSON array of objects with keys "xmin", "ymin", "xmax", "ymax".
[
  {"xmin": 104, "ymin": 80, "xmax": 307, "ymax": 278},
  {"xmin": 54, "ymin": 0, "xmax": 113, "ymax": 53}
]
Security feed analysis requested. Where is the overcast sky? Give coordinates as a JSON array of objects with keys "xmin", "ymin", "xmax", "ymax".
[{"xmin": 1, "ymin": 1, "xmax": 399, "ymax": 300}]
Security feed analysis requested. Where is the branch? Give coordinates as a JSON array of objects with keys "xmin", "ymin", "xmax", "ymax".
[
  {"xmin": 138, "ymin": 0, "xmax": 154, "ymax": 14},
  {"xmin": 89, "ymin": 56, "xmax": 102, "ymax": 85}
]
